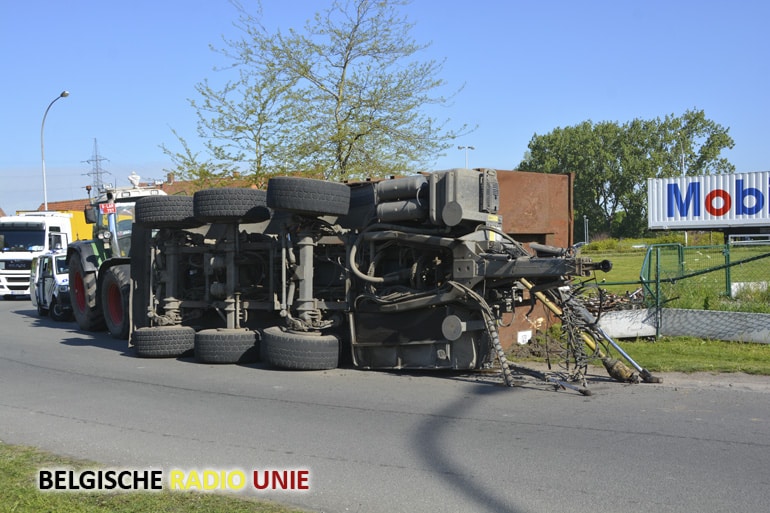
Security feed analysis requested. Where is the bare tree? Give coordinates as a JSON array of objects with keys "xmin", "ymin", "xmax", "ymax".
[{"xmin": 165, "ymin": 0, "xmax": 467, "ymax": 182}]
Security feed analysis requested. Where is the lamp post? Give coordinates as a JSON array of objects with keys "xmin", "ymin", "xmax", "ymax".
[
  {"xmin": 41, "ymin": 90, "xmax": 69, "ymax": 211},
  {"xmin": 678, "ymin": 131, "xmax": 688, "ymax": 246},
  {"xmin": 457, "ymin": 145, "xmax": 475, "ymax": 168},
  {"xmin": 583, "ymin": 214, "xmax": 589, "ymax": 244}
]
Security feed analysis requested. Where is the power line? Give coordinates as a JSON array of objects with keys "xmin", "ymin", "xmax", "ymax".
[{"xmin": 82, "ymin": 138, "xmax": 112, "ymax": 193}]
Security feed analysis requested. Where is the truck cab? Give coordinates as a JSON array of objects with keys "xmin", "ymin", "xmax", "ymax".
[
  {"xmin": 0, "ymin": 212, "xmax": 72, "ymax": 298},
  {"xmin": 30, "ymin": 250, "xmax": 73, "ymax": 321}
]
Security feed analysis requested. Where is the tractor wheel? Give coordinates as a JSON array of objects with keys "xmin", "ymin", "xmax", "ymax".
[
  {"xmin": 261, "ymin": 326, "xmax": 339, "ymax": 370},
  {"xmin": 193, "ymin": 188, "xmax": 271, "ymax": 223},
  {"xmin": 135, "ymin": 195, "xmax": 200, "ymax": 229},
  {"xmin": 101, "ymin": 264, "xmax": 131, "ymax": 340},
  {"xmin": 266, "ymin": 177, "xmax": 350, "ymax": 217},
  {"xmin": 194, "ymin": 328, "xmax": 260, "ymax": 364},
  {"xmin": 132, "ymin": 326, "xmax": 195, "ymax": 358},
  {"xmin": 69, "ymin": 253, "xmax": 105, "ymax": 332}
]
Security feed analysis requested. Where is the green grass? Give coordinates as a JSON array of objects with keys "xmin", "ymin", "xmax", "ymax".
[
  {"xmin": 586, "ymin": 251, "xmax": 645, "ymax": 290},
  {"xmin": 579, "ymin": 240, "xmax": 770, "ymax": 313},
  {"xmin": 515, "ymin": 334, "xmax": 770, "ymax": 376},
  {"xmin": 0, "ymin": 444, "xmax": 306, "ymax": 513},
  {"xmin": 611, "ymin": 336, "xmax": 770, "ymax": 374}
]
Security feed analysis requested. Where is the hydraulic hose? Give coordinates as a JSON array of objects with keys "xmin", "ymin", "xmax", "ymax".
[{"xmin": 519, "ymin": 278, "xmax": 660, "ymax": 384}]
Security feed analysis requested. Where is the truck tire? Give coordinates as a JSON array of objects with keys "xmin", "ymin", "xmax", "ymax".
[
  {"xmin": 50, "ymin": 297, "xmax": 72, "ymax": 322},
  {"xmin": 132, "ymin": 326, "xmax": 195, "ymax": 358},
  {"xmin": 135, "ymin": 195, "xmax": 200, "ymax": 228},
  {"xmin": 193, "ymin": 188, "xmax": 271, "ymax": 223},
  {"xmin": 69, "ymin": 253, "xmax": 106, "ymax": 332},
  {"xmin": 266, "ymin": 177, "xmax": 350, "ymax": 217},
  {"xmin": 194, "ymin": 328, "xmax": 259, "ymax": 364},
  {"xmin": 101, "ymin": 264, "xmax": 131, "ymax": 340},
  {"xmin": 261, "ymin": 326, "xmax": 339, "ymax": 370}
]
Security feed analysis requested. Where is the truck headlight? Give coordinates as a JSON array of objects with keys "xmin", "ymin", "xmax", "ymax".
[{"xmin": 58, "ymin": 285, "xmax": 69, "ymax": 293}]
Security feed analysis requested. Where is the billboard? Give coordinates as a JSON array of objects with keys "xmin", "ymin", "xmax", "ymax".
[{"xmin": 648, "ymin": 171, "xmax": 770, "ymax": 229}]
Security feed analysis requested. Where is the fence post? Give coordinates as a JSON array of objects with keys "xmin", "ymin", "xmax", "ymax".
[
  {"xmin": 724, "ymin": 243, "xmax": 731, "ymax": 297},
  {"xmin": 655, "ymin": 246, "xmax": 662, "ymax": 339}
]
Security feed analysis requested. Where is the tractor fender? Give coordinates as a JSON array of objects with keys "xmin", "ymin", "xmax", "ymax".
[{"xmin": 67, "ymin": 241, "xmax": 102, "ymax": 274}]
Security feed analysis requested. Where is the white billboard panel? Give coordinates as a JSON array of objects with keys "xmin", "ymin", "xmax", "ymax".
[{"xmin": 648, "ymin": 171, "xmax": 770, "ymax": 229}]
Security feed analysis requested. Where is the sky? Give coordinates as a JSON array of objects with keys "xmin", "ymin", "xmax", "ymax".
[{"xmin": 1, "ymin": 0, "xmax": 769, "ymax": 215}]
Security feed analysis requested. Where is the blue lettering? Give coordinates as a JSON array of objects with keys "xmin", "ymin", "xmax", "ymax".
[
  {"xmin": 735, "ymin": 179, "xmax": 765, "ymax": 215},
  {"xmin": 667, "ymin": 182, "xmax": 700, "ymax": 217}
]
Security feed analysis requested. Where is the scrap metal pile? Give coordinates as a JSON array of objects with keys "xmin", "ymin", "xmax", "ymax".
[
  {"xmin": 503, "ymin": 280, "xmax": 660, "ymax": 395},
  {"xmin": 581, "ymin": 287, "xmax": 645, "ymax": 314}
]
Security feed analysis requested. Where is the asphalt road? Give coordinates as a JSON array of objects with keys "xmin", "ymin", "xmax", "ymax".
[{"xmin": 1, "ymin": 297, "xmax": 769, "ymax": 513}]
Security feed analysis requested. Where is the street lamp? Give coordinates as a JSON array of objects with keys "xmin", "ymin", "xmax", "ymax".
[
  {"xmin": 41, "ymin": 90, "xmax": 70, "ymax": 211},
  {"xmin": 677, "ymin": 131, "xmax": 687, "ymax": 177},
  {"xmin": 457, "ymin": 145, "xmax": 475, "ymax": 168},
  {"xmin": 678, "ymin": 131, "xmax": 688, "ymax": 245}
]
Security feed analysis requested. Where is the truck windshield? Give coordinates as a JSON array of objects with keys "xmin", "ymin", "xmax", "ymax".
[
  {"xmin": 55, "ymin": 255, "xmax": 69, "ymax": 274},
  {"xmin": 97, "ymin": 201, "xmax": 136, "ymax": 236},
  {"xmin": 0, "ymin": 228, "xmax": 46, "ymax": 252}
]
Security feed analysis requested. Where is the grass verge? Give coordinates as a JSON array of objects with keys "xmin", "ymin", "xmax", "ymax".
[
  {"xmin": 513, "ymin": 334, "xmax": 770, "ymax": 376},
  {"xmin": 0, "ymin": 443, "xmax": 306, "ymax": 513},
  {"xmin": 610, "ymin": 336, "xmax": 770, "ymax": 374}
]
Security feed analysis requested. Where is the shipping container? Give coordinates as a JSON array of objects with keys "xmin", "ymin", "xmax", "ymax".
[{"xmin": 648, "ymin": 171, "xmax": 770, "ymax": 230}]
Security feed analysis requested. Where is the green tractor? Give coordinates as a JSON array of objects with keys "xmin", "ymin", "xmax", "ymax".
[{"xmin": 68, "ymin": 173, "xmax": 167, "ymax": 339}]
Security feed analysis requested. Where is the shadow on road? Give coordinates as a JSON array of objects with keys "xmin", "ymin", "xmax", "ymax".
[
  {"xmin": 412, "ymin": 383, "xmax": 530, "ymax": 513},
  {"xmin": 8, "ymin": 302, "xmax": 132, "ymax": 355}
]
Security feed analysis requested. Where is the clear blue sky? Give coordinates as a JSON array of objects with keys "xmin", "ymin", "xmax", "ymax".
[{"xmin": 2, "ymin": 0, "xmax": 768, "ymax": 214}]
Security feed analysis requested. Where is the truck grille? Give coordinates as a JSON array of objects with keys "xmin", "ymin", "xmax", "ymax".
[
  {"xmin": 1, "ymin": 259, "xmax": 32, "ymax": 271},
  {"xmin": 7, "ymin": 281, "xmax": 29, "ymax": 291}
]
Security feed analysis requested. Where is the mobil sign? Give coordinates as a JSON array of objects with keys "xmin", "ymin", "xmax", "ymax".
[{"xmin": 647, "ymin": 171, "xmax": 770, "ymax": 229}]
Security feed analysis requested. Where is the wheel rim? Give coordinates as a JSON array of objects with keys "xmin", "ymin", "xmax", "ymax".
[
  {"xmin": 73, "ymin": 272, "xmax": 86, "ymax": 312},
  {"xmin": 107, "ymin": 282, "xmax": 123, "ymax": 325}
]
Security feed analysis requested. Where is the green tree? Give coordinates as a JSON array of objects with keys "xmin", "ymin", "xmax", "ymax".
[
  {"xmin": 164, "ymin": 0, "xmax": 466, "ymax": 183},
  {"xmin": 518, "ymin": 109, "xmax": 735, "ymax": 238}
]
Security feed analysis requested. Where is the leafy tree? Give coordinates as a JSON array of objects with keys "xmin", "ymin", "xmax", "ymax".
[
  {"xmin": 164, "ymin": 0, "xmax": 466, "ymax": 183},
  {"xmin": 518, "ymin": 109, "xmax": 735, "ymax": 238}
]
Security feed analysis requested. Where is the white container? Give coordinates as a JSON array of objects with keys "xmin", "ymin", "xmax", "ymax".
[{"xmin": 648, "ymin": 171, "xmax": 770, "ymax": 229}]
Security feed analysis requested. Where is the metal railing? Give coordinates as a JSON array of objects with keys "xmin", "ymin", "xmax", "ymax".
[{"xmin": 585, "ymin": 239, "xmax": 770, "ymax": 338}]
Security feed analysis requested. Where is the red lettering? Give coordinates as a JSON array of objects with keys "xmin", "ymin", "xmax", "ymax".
[
  {"xmin": 253, "ymin": 470, "xmax": 269, "ymax": 490},
  {"xmin": 252, "ymin": 470, "xmax": 310, "ymax": 490},
  {"xmin": 273, "ymin": 470, "xmax": 287, "ymax": 489},
  {"xmin": 297, "ymin": 470, "xmax": 309, "ymax": 490},
  {"xmin": 705, "ymin": 189, "xmax": 731, "ymax": 216}
]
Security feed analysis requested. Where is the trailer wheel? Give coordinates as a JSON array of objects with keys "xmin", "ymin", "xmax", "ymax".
[
  {"xmin": 135, "ymin": 195, "xmax": 200, "ymax": 229},
  {"xmin": 101, "ymin": 264, "xmax": 131, "ymax": 340},
  {"xmin": 194, "ymin": 328, "xmax": 260, "ymax": 364},
  {"xmin": 50, "ymin": 297, "xmax": 72, "ymax": 322},
  {"xmin": 266, "ymin": 177, "xmax": 350, "ymax": 217},
  {"xmin": 132, "ymin": 326, "xmax": 196, "ymax": 358},
  {"xmin": 69, "ymin": 253, "xmax": 105, "ymax": 332},
  {"xmin": 261, "ymin": 326, "xmax": 339, "ymax": 370},
  {"xmin": 193, "ymin": 188, "xmax": 271, "ymax": 223}
]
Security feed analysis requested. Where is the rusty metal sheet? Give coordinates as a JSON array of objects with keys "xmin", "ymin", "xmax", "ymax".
[{"xmin": 496, "ymin": 170, "xmax": 573, "ymax": 247}]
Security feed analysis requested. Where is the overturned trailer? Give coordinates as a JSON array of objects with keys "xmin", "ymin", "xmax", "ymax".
[{"xmin": 130, "ymin": 168, "xmax": 658, "ymax": 390}]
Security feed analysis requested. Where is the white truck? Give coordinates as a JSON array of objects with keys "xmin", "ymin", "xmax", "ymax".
[{"xmin": 0, "ymin": 212, "xmax": 73, "ymax": 298}]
